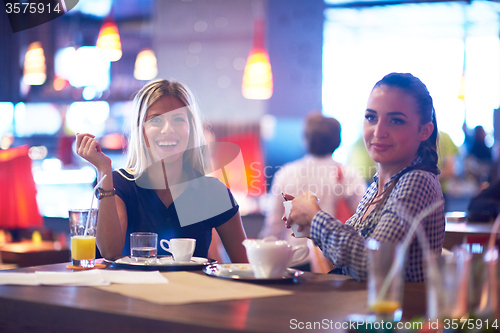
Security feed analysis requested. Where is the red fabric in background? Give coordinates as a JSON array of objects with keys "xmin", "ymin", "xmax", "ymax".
[
  {"xmin": 0, "ymin": 146, "xmax": 43, "ymax": 229},
  {"xmin": 217, "ymin": 132, "xmax": 265, "ymax": 197},
  {"xmin": 57, "ymin": 135, "xmax": 75, "ymax": 166}
]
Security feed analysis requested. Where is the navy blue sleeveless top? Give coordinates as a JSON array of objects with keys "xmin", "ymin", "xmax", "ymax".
[{"xmin": 113, "ymin": 168, "xmax": 239, "ymax": 258}]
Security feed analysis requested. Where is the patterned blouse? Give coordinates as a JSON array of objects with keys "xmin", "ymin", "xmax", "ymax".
[{"xmin": 310, "ymin": 157, "xmax": 445, "ymax": 282}]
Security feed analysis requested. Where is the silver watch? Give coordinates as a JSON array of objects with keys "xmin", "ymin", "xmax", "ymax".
[{"xmin": 95, "ymin": 188, "xmax": 116, "ymax": 200}]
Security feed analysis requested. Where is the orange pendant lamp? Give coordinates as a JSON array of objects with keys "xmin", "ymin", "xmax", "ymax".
[
  {"xmin": 96, "ymin": 20, "xmax": 122, "ymax": 62},
  {"xmin": 242, "ymin": 18, "xmax": 273, "ymax": 100},
  {"xmin": 23, "ymin": 42, "xmax": 46, "ymax": 86}
]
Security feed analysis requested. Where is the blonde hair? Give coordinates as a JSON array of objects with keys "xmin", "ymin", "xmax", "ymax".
[{"xmin": 124, "ymin": 79, "xmax": 207, "ymax": 177}]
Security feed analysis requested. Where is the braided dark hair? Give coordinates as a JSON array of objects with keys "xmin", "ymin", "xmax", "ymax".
[{"xmin": 373, "ymin": 73, "xmax": 440, "ymax": 175}]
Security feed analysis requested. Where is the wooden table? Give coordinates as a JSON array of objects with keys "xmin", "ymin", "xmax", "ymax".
[
  {"xmin": 0, "ymin": 262, "xmax": 428, "ymax": 333},
  {"xmin": 0, "ymin": 241, "xmax": 70, "ymax": 268},
  {"xmin": 444, "ymin": 222, "xmax": 497, "ymax": 249}
]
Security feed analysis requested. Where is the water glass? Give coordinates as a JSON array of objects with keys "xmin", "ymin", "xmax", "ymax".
[
  {"xmin": 462, "ymin": 243, "xmax": 498, "ymax": 317},
  {"xmin": 130, "ymin": 232, "xmax": 158, "ymax": 264},
  {"xmin": 478, "ymin": 247, "xmax": 498, "ymax": 316},
  {"xmin": 430, "ymin": 248, "xmax": 471, "ymax": 319},
  {"xmin": 462, "ymin": 243, "xmax": 498, "ymax": 314}
]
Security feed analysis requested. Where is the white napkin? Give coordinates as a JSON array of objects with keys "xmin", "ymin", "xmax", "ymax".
[
  {"xmin": 0, "ymin": 273, "xmax": 39, "ymax": 285},
  {"xmin": 0, "ymin": 270, "xmax": 168, "ymax": 286},
  {"xmin": 35, "ymin": 271, "xmax": 109, "ymax": 286}
]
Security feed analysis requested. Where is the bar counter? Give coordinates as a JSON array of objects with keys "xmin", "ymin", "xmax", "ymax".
[{"xmin": 0, "ymin": 261, "xmax": 430, "ymax": 333}]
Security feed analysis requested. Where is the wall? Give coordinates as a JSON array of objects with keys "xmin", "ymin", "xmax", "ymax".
[
  {"xmin": 153, "ymin": 0, "xmax": 324, "ymax": 123},
  {"xmin": 153, "ymin": 0, "xmax": 325, "ymax": 185},
  {"xmin": 264, "ymin": 0, "xmax": 325, "ymax": 182},
  {"xmin": 267, "ymin": 0, "xmax": 324, "ymax": 118},
  {"xmin": 154, "ymin": 0, "xmax": 265, "ymax": 123}
]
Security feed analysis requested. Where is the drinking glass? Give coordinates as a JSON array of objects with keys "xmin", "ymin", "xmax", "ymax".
[
  {"xmin": 462, "ymin": 243, "xmax": 498, "ymax": 317},
  {"xmin": 366, "ymin": 239, "xmax": 405, "ymax": 322},
  {"xmin": 130, "ymin": 232, "xmax": 158, "ymax": 264},
  {"xmin": 68, "ymin": 209, "xmax": 98, "ymax": 268},
  {"xmin": 431, "ymin": 248, "xmax": 471, "ymax": 319}
]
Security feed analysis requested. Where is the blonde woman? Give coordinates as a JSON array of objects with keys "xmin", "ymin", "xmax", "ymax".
[{"xmin": 76, "ymin": 79, "xmax": 248, "ymax": 262}]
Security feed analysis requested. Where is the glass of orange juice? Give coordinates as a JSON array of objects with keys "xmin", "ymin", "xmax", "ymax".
[
  {"xmin": 69, "ymin": 209, "xmax": 98, "ymax": 268},
  {"xmin": 366, "ymin": 239, "xmax": 405, "ymax": 322}
]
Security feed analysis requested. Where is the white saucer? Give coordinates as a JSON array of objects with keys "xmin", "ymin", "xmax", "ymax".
[
  {"xmin": 115, "ymin": 256, "xmax": 209, "ymax": 266},
  {"xmin": 203, "ymin": 264, "xmax": 303, "ymax": 282},
  {"xmin": 105, "ymin": 255, "xmax": 216, "ymax": 271}
]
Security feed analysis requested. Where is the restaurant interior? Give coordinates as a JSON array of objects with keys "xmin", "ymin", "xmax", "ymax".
[
  {"xmin": 0, "ymin": 0, "xmax": 500, "ymax": 266},
  {"xmin": 0, "ymin": 0, "xmax": 500, "ymax": 331}
]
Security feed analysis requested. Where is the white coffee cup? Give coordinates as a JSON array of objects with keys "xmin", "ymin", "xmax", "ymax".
[
  {"xmin": 242, "ymin": 238, "xmax": 309, "ymax": 278},
  {"xmin": 160, "ymin": 238, "xmax": 196, "ymax": 262},
  {"xmin": 283, "ymin": 201, "xmax": 311, "ymax": 238}
]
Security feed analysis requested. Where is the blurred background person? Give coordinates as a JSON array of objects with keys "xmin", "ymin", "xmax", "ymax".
[
  {"xmin": 462, "ymin": 125, "xmax": 493, "ymax": 188},
  {"xmin": 437, "ymin": 130, "xmax": 459, "ymax": 211},
  {"xmin": 467, "ymin": 178, "xmax": 500, "ymax": 222},
  {"xmin": 469, "ymin": 126, "xmax": 492, "ymax": 162},
  {"xmin": 259, "ymin": 112, "xmax": 366, "ymax": 273}
]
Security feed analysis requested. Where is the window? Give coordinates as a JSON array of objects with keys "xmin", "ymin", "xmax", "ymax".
[{"xmin": 323, "ymin": 0, "xmax": 500, "ymax": 162}]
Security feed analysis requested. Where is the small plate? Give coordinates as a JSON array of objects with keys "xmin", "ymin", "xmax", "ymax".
[
  {"xmin": 203, "ymin": 264, "xmax": 304, "ymax": 283},
  {"xmin": 105, "ymin": 255, "xmax": 216, "ymax": 271}
]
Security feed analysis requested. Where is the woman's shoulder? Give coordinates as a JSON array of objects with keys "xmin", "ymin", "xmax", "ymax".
[
  {"xmin": 400, "ymin": 168, "xmax": 439, "ymax": 183},
  {"xmin": 394, "ymin": 169, "xmax": 441, "ymax": 196},
  {"xmin": 113, "ymin": 168, "xmax": 136, "ymax": 181},
  {"xmin": 112, "ymin": 169, "xmax": 139, "ymax": 192},
  {"xmin": 384, "ymin": 169, "xmax": 444, "ymax": 217}
]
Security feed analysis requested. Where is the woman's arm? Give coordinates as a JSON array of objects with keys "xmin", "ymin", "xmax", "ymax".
[
  {"xmin": 207, "ymin": 229, "xmax": 224, "ymax": 263},
  {"xmin": 286, "ymin": 191, "xmax": 367, "ymax": 279},
  {"xmin": 96, "ymin": 193, "xmax": 128, "ymax": 259},
  {"xmin": 215, "ymin": 211, "xmax": 248, "ymax": 263},
  {"xmin": 310, "ymin": 171, "xmax": 444, "ymax": 282},
  {"xmin": 258, "ymin": 170, "xmax": 289, "ymax": 239},
  {"xmin": 75, "ymin": 133, "xmax": 128, "ymax": 259}
]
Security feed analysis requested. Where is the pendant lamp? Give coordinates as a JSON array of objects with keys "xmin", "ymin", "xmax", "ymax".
[
  {"xmin": 134, "ymin": 49, "xmax": 158, "ymax": 80},
  {"xmin": 458, "ymin": 40, "xmax": 466, "ymax": 101},
  {"xmin": 458, "ymin": 72, "xmax": 466, "ymax": 101},
  {"xmin": 23, "ymin": 42, "xmax": 46, "ymax": 86},
  {"xmin": 242, "ymin": 18, "xmax": 273, "ymax": 100},
  {"xmin": 96, "ymin": 20, "xmax": 122, "ymax": 62}
]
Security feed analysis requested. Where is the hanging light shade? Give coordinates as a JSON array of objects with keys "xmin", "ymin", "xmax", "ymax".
[
  {"xmin": 23, "ymin": 42, "xmax": 46, "ymax": 86},
  {"xmin": 242, "ymin": 19, "xmax": 273, "ymax": 100},
  {"xmin": 96, "ymin": 20, "xmax": 122, "ymax": 62},
  {"xmin": 134, "ymin": 49, "xmax": 158, "ymax": 80}
]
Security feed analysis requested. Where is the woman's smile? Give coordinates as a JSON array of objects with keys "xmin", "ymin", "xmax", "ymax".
[
  {"xmin": 370, "ymin": 143, "xmax": 392, "ymax": 152},
  {"xmin": 156, "ymin": 139, "xmax": 179, "ymax": 148}
]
